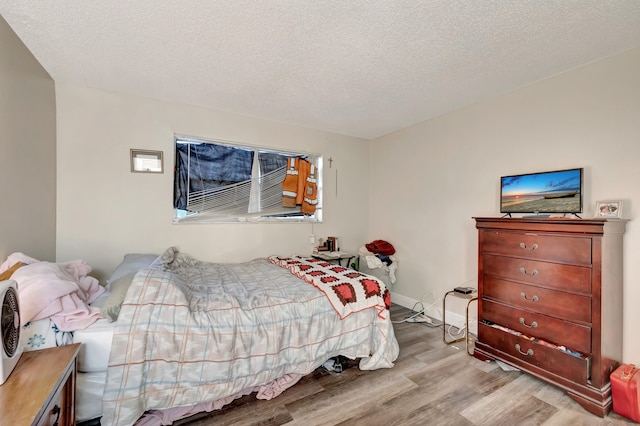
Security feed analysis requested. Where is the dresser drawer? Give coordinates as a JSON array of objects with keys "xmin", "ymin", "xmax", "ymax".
[
  {"xmin": 480, "ymin": 231, "xmax": 591, "ymax": 265},
  {"xmin": 482, "ymin": 300, "xmax": 591, "ymax": 354},
  {"xmin": 483, "ymin": 255, "xmax": 591, "ymax": 294},
  {"xmin": 478, "ymin": 323, "xmax": 589, "ymax": 384},
  {"xmin": 483, "ymin": 276, "xmax": 591, "ymax": 323}
]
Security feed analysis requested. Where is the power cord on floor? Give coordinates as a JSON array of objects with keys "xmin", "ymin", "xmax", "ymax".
[
  {"xmin": 394, "ymin": 300, "xmax": 476, "ymax": 336},
  {"xmin": 391, "ymin": 302, "xmax": 425, "ymax": 324},
  {"xmin": 447, "ymin": 322, "xmax": 466, "ymax": 340},
  {"xmin": 392, "ymin": 301, "xmax": 443, "ymax": 328}
]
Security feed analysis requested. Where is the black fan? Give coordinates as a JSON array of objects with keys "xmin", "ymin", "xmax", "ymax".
[{"xmin": 1, "ymin": 286, "xmax": 20, "ymax": 358}]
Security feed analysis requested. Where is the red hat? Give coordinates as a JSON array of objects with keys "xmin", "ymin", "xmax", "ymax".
[{"xmin": 365, "ymin": 240, "xmax": 395, "ymax": 256}]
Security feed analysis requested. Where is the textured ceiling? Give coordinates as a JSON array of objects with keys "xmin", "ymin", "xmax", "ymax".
[{"xmin": 2, "ymin": 1, "xmax": 640, "ymax": 140}]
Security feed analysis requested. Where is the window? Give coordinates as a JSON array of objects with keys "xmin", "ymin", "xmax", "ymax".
[{"xmin": 173, "ymin": 135, "xmax": 322, "ymax": 223}]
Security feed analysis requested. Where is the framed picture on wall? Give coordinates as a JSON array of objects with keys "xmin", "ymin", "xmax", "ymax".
[
  {"xmin": 595, "ymin": 200, "xmax": 622, "ymax": 218},
  {"xmin": 131, "ymin": 149, "xmax": 163, "ymax": 173}
]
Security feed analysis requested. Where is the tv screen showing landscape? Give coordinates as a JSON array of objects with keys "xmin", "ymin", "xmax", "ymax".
[{"xmin": 500, "ymin": 168, "xmax": 583, "ymax": 214}]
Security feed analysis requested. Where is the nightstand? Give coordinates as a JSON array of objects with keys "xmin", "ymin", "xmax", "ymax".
[
  {"xmin": 312, "ymin": 252, "xmax": 356, "ymax": 267},
  {"xmin": 0, "ymin": 343, "xmax": 80, "ymax": 425}
]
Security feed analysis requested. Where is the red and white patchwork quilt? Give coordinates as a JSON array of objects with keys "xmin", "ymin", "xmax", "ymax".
[{"xmin": 268, "ymin": 255, "xmax": 391, "ymax": 320}]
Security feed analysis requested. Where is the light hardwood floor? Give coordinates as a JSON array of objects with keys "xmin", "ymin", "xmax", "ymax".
[{"xmin": 171, "ymin": 304, "xmax": 635, "ymax": 425}]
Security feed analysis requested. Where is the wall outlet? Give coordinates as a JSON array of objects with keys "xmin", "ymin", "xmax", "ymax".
[{"xmin": 309, "ymin": 234, "xmax": 316, "ymax": 244}]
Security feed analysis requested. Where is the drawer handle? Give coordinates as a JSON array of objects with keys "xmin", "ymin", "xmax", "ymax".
[
  {"xmin": 519, "ymin": 242, "xmax": 539, "ymax": 251},
  {"xmin": 519, "ymin": 317, "xmax": 538, "ymax": 328},
  {"xmin": 515, "ymin": 343, "xmax": 534, "ymax": 356},
  {"xmin": 520, "ymin": 292, "xmax": 539, "ymax": 302},
  {"xmin": 51, "ymin": 404, "xmax": 61, "ymax": 426},
  {"xmin": 519, "ymin": 267, "xmax": 538, "ymax": 276}
]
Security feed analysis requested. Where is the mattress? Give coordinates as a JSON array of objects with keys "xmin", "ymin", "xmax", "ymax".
[
  {"xmin": 76, "ymin": 371, "xmax": 107, "ymax": 422},
  {"xmin": 73, "ymin": 317, "xmax": 114, "ymax": 373},
  {"xmin": 74, "ymin": 291, "xmax": 115, "ymax": 422},
  {"xmin": 73, "ymin": 290, "xmax": 115, "ymax": 373}
]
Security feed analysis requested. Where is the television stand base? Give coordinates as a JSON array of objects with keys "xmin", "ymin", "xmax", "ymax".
[{"xmin": 501, "ymin": 213, "xmax": 582, "ymax": 219}]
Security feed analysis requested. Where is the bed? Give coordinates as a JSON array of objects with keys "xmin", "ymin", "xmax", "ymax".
[{"xmin": 9, "ymin": 247, "xmax": 399, "ymax": 425}]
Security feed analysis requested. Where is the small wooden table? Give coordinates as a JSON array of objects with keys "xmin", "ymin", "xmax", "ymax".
[{"xmin": 0, "ymin": 343, "xmax": 80, "ymax": 425}]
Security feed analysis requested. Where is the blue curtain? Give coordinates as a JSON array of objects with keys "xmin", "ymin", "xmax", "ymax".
[{"xmin": 174, "ymin": 141, "xmax": 289, "ymax": 211}]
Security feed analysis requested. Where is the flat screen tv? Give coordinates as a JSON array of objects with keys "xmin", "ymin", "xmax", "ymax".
[{"xmin": 500, "ymin": 168, "xmax": 583, "ymax": 216}]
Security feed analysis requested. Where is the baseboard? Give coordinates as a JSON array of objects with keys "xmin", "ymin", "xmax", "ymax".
[{"xmin": 391, "ymin": 291, "xmax": 477, "ymax": 335}]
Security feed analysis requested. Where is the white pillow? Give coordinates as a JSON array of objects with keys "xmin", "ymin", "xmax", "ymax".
[
  {"xmin": 105, "ymin": 253, "xmax": 159, "ymax": 290},
  {"xmin": 101, "ymin": 253, "xmax": 158, "ymax": 322}
]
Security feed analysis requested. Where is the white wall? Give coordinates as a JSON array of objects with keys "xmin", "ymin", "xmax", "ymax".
[
  {"xmin": 0, "ymin": 16, "xmax": 56, "ymax": 262},
  {"xmin": 55, "ymin": 84, "xmax": 370, "ymax": 280},
  {"xmin": 370, "ymin": 47, "xmax": 640, "ymax": 363}
]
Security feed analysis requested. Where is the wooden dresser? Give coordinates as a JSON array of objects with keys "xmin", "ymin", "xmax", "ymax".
[
  {"xmin": 473, "ymin": 217, "xmax": 626, "ymax": 417},
  {"xmin": 0, "ymin": 343, "xmax": 80, "ymax": 425}
]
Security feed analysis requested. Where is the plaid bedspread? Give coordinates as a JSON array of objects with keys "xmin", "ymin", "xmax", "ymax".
[{"xmin": 101, "ymin": 248, "xmax": 399, "ymax": 426}]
